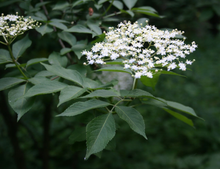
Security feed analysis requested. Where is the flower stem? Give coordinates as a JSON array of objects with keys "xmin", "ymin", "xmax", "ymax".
[
  {"xmin": 101, "ymin": 0, "xmax": 115, "ymax": 17},
  {"xmin": 103, "ymin": 11, "xmax": 121, "ymax": 19},
  {"xmin": 7, "ymin": 45, "xmax": 28, "ymax": 80},
  {"xmin": 132, "ymin": 78, "xmax": 138, "ymax": 90}
]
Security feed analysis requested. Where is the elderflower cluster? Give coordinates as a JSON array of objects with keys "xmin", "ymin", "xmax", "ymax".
[
  {"xmin": 0, "ymin": 13, "xmax": 40, "ymax": 44},
  {"xmin": 82, "ymin": 21, "xmax": 197, "ymax": 79}
]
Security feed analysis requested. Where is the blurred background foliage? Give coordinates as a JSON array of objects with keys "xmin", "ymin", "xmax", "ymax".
[{"xmin": 0, "ymin": 0, "xmax": 220, "ymax": 168}]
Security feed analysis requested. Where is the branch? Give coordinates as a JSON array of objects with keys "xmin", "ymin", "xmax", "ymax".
[
  {"xmin": 40, "ymin": 0, "xmax": 74, "ymax": 64},
  {"xmin": 41, "ymin": 96, "xmax": 52, "ymax": 169},
  {"xmin": 0, "ymin": 92, "xmax": 26, "ymax": 169}
]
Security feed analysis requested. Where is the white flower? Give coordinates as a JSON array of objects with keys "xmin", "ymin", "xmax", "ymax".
[
  {"xmin": 145, "ymin": 72, "xmax": 153, "ymax": 78},
  {"xmin": 134, "ymin": 72, "xmax": 142, "ymax": 78},
  {"xmin": 131, "ymin": 65, "xmax": 138, "ymax": 70},
  {"xmin": 129, "ymin": 58, "xmax": 136, "ymax": 63},
  {"xmin": 186, "ymin": 60, "xmax": 193, "ymax": 65},
  {"xmin": 82, "ymin": 21, "xmax": 197, "ymax": 79},
  {"xmin": 0, "ymin": 13, "xmax": 40, "ymax": 43},
  {"xmin": 88, "ymin": 60, "xmax": 94, "ymax": 64},
  {"xmin": 110, "ymin": 53, "xmax": 119, "ymax": 60},
  {"xmin": 124, "ymin": 64, "xmax": 130, "ymax": 69},
  {"xmin": 168, "ymin": 63, "xmax": 177, "ymax": 71},
  {"xmin": 179, "ymin": 63, "xmax": 186, "ymax": 71}
]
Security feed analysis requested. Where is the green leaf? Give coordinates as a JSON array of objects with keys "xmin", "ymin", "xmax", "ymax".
[
  {"xmin": 213, "ymin": 5, "xmax": 220, "ymax": 16},
  {"xmin": 8, "ymin": 83, "xmax": 35, "ymax": 121},
  {"xmin": 143, "ymin": 98, "xmax": 168, "ymax": 108},
  {"xmin": 36, "ymin": 24, "xmax": 53, "ymax": 36},
  {"xmin": 0, "ymin": 77, "xmax": 25, "ymax": 91},
  {"xmin": 24, "ymin": 80, "xmax": 67, "ymax": 97},
  {"xmin": 48, "ymin": 52, "xmax": 67, "ymax": 67},
  {"xmin": 81, "ymin": 89, "xmax": 120, "ymax": 98},
  {"xmin": 140, "ymin": 70, "xmax": 184, "ymax": 89},
  {"xmin": 163, "ymin": 108, "xmax": 194, "ymax": 127},
  {"xmin": 115, "ymin": 106, "xmax": 147, "ymax": 139},
  {"xmin": 58, "ymin": 86, "xmax": 86, "ymax": 106},
  {"xmin": 120, "ymin": 9, "xmax": 134, "ymax": 17},
  {"xmin": 58, "ymin": 31, "xmax": 77, "ymax": 46},
  {"xmin": 96, "ymin": 66, "xmax": 132, "ymax": 74},
  {"xmin": 41, "ymin": 63, "xmax": 84, "ymax": 87},
  {"xmin": 67, "ymin": 64, "xmax": 87, "ymax": 76},
  {"xmin": 26, "ymin": 58, "xmax": 48, "ymax": 68},
  {"xmin": 165, "ymin": 100, "xmax": 198, "ymax": 118},
  {"xmin": 132, "ymin": 6, "xmax": 157, "ymax": 13},
  {"xmin": 71, "ymin": 39, "xmax": 88, "ymax": 59},
  {"xmin": 53, "ymin": 1, "xmax": 69, "ymax": 10},
  {"xmin": 94, "ymin": 4, "xmax": 102, "ymax": 10},
  {"xmin": 105, "ymin": 59, "xmax": 123, "ymax": 65},
  {"xmin": 60, "ymin": 48, "xmax": 72, "ymax": 55},
  {"xmin": 122, "ymin": 0, "xmax": 137, "ymax": 9},
  {"xmin": 35, "ymin": 1, "xmax": 50, "ymax": 8},
  {"xmin": 0, "ymin": 0, "xmax": 21, "ymax": 8},
  {"xmin": 98, "ymin": 0, "xmax": 108, "ymax": 4},
  {"xmin": 28, "ymin": 76, "xmax": 52, "ymax": 85},
  {"xmin": 113, "ymin": 0, "xmax": 123, "ymax": 10},
  {"xmin": 49, "ymin": 19, "xmax": 69, "ymax": 24},
  {"xmin": 103, "ymin": 17, "xmax": 120, "ymax": 22},
  {"xmin": 57, "ymin": 99, "xmax": 110, "ymax": 117},
  {"xmin": 82, "ymin": 78, "xmax": 102, "ymax": 89},
  {"xmin": 132, "ymin": 6, "xmax": 160, "ymax": 17},
  {"xmin": 35, "ymin": 70, "xmax": 55, "ymax": 77},
  {"xmin": 140, "ymin": 72, "xmax": 160, "ymax": 90},
  {"xmin": 105, "ymin": 137, "xmax": 116, "ymax": 151},
  {"xmin": 5, "ymin": 63, "xmax": 26, "ymax": 69},
  {"xmin": 65, "ymin": 24, "xmax": 93, "ymax": 34},
  {"xmin": 72, "ymin": 0, "xmax": 91, "ymax": 8},
  {"xmin": 49, "ymin": 20, "xmax": 67, "ymax": 30},
  {"xmin": 144, "ymin": 97, "xmax": 200, "ymax": 120},
  {"xmin": 91, "ymin": 33, "xmax": 105, "ymax": 44},
  {"xmin": 0, "ymin": 49, "xmax": 12, "ymax": 65},
  {"xmin": 137, "ymin": 18, "xmax": 149, "ymax": 27},
  {"xmin": 94, "ymin": 80, "xmax": 117, "ymax": 89},
  {"xmin": 120, "ymin": 89, "xmax": 154, "ymax": 98},
  {"xmin": 12, "ymin": 34, "xmax": 32, "ymax": 59},
  {"xmin": 160, "ymin": 70, "xmax": 185, "ymax": 77},
  {"xmin": 69, "ymin": 127, "xmax": 86, "ymax": 144},
  {"xmin": 87, "ymin": 20, "xmax": 102, "ymax": 35},
  {"xmin": 35, "ymin": 11, "xmax": 47, "ymax": 21},
  {"xmin": 85, "ymin": 113, "xmax": 116, "ymax": 159}
]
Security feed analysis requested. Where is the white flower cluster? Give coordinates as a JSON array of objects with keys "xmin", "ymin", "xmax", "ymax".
[
  {"xmin": 0, "ymin": 13, "xmax": 40, "ymax": 43},
  {"xmin": 83, "ymin": 21, "xmax": 197, "ymax": 79}
]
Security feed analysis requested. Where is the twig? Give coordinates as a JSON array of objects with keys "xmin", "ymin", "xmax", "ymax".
[
  {"xmin": 40, "ymin": 0, "xmax": 74, "ymax": 64},
  {"xmin": 0, "ymin": 92, "xmax": 26, "ymax": 169},
  {"xmin": 41, "ymin": 95, "xmax": 52, "ymax": 169}
]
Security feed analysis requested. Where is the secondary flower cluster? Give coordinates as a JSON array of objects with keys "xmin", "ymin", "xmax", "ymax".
[
  {"xmin": 82, "ymin": 21, "xmax": 197, "ymax": 79},
  {"xmin": 0, "ymin": 13, "xmax": 40, "ymax": 44}
]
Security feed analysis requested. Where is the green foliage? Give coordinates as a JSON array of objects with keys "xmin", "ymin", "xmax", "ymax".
[
  {"xmin": 0, "ymin": 77, "xmax": 25, "ymax": 91},
  {"xmin": 0, "ymin": 49, "xmax": 12, "ymax": 64},
  {"xmin": 115, "ymin": 106, "xmax": 147, "ymax": 139},
  {"xmin": 8, "ymin": 83, "xmax": 35, "ymax": 121},
  {"xmin": 0, "ymin": 0, "xmax": 215, "ymax": 168},
  {"xmin": 12, "ymin": 34, "xmax": 32, "ymax": 59},
  {"xmin": 57, "ymin": 99, "xmax": 111, "ymax": 117},
  {"xmin": 85, "ymin": 113, "xmax": 116, "ymax": 159}
]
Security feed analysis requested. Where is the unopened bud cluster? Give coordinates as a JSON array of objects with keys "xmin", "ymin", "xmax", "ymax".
[
  {"xmin": 82, "ymin": 21, "xmax": 197, "ymax": 79},
  {"xmin": 0, "ymin": 13, "xmax": 40, "ymax": 43}
]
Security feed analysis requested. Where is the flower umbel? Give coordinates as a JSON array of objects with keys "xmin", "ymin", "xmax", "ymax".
[
  {"xmin": 0, "ymin": 13, "xmax": 40, "ymax": 45},
  {"xmin": 83, "ymin": 21, "xmax": 197, "ymax": 78}
]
